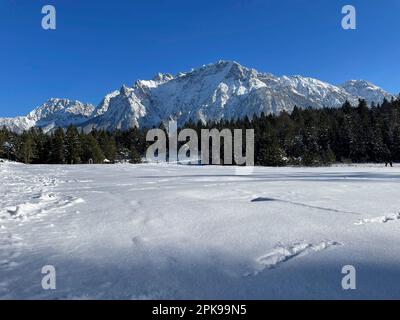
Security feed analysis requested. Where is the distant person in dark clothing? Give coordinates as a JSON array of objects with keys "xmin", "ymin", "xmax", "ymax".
[
  {"xmin": 384, "ymin": 150, "xmax": 393, "ymax": 167},
  {"xmin": 385, "ymin": 161, "xmax": 393, "ymax": 167}
]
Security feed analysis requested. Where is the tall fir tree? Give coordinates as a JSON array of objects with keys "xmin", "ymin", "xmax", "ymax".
[
  {"xmin": 50, "ymin": 127, "xmax": 66, "ymax": 164},
  {"xmin": 65, "ymin": 125, "xmax": 82, "ymax": 164}
]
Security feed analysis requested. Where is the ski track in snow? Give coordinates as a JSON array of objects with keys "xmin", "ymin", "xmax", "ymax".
[{"xmin": 251, "ymin": 196, "xmax": 362, "ymax": 215}]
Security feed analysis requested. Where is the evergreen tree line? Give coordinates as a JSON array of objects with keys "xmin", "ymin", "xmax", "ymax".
[
  {"xmin": 1, "ymin": 98, "xmax": 399, "ymax": 166},
  {"xmin": 0, "ymin": 126, "xmax": 145, "ymax": 164}
]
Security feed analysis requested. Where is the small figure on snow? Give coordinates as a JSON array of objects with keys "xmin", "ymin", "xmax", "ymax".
[
  {"xmin": 384, "ymin": 150, "xmax": 393, "ymax": 167},
  {"xmin": 385, "ymin": 161, "xmax": 393, "ymax": 167}
]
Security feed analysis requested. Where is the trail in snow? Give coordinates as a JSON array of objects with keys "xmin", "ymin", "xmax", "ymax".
[
  {"xmin": 0, "ymin": 162, "xmax": 83, "ymax": 222},
  {"xmin": 0, "ymin": 161, "xmax": 85, "ymax": 298},
  {"xmin": 251, "ymin": 197, "xmax": 363, "ymax": 215}
]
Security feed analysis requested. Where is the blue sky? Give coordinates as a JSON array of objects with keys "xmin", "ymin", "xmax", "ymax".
[{"xmin": 1, "ymin": 0, "xmax": 400, "ymax": 117}]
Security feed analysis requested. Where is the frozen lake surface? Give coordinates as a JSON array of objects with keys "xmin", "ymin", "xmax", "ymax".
[{"xmin": 1, "ymin": 161, "xmax": 400, "ymax": 299}]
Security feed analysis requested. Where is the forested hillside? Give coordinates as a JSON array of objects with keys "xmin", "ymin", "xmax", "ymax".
[{"xmin": 1, "ymin": 98, "xmax": 399, "ymax": 166}]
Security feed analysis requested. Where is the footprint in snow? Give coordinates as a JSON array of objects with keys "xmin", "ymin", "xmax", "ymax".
[
  {"xmin": 355, "ymin": 213, "xmax": 400, "ymax": 225},
  {"xmin": 245, "ymin": 240, "xmax": 342, "ymax": 276}
]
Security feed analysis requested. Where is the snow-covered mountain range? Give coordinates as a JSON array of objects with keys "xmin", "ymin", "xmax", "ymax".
[
  {"xmin": 0, "ymin": 99, "xmax": 95, "ymax": 133},
  {"xmin": 0, "ymin": 61, "xmax": 395, "ymax": 133}
]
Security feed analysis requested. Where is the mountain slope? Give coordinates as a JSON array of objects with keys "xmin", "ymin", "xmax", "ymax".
[
  {"xmin": 0, "ymin": 61, "xmax": 395, "ymax": 133},
  {"xmin": 0, "ymin": 99, "xmax": 95, "ymax": 133},
  {"xmin": 83, "ymin": 61, "xmax": 394, "ymax": 131},
  {"xmin": 340, "ymin": 80, "xmax": 393, "ymax": 106}
]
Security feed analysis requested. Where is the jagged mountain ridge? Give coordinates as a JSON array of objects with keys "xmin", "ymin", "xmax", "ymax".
[
  {"xmin": 0, "ymin": 98, "xmax": 95, "ymax": 133},
  {"xmin": 0, "ymin": 61, "xmax": 395, "ymax": 133}
]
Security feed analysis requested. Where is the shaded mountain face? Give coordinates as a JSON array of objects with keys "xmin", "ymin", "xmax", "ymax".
[{"xmin": 0, "ymin": 61, "xmax": 395, "ymax": 133}]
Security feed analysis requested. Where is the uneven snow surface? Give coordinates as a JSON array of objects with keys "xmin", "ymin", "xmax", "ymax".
[{"xmin": 1, "ymin": 162, "xmax": 400, "ymax": 299}]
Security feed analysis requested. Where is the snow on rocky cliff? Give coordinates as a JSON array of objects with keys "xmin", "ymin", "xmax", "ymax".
[
  {"xmin": 0, "ymin": 61, "xmax": 395, "ymax": 133},
  {"xmin": 0, "ymin": 99, "xmax": 95, "ymax": 133}
]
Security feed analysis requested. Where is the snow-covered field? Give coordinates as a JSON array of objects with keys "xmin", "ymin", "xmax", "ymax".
[{"xmin": 1, "ymin": 161, "xmax": 400, "ymax": 299}]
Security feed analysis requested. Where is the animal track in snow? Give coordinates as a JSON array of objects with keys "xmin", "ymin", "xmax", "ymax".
[{"xmin": 246, "ymin": 240, "xmax": 342, "ymax": 276}]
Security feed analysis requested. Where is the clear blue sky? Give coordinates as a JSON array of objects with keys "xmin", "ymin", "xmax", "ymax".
[{"xmin": 1, "ymin": 0, "xmax": 400, "ymax": 117}]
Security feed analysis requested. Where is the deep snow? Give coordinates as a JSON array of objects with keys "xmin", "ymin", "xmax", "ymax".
[{"xmin": 1, "ymin": 161, "xmax": 400, "ymax": 299}]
